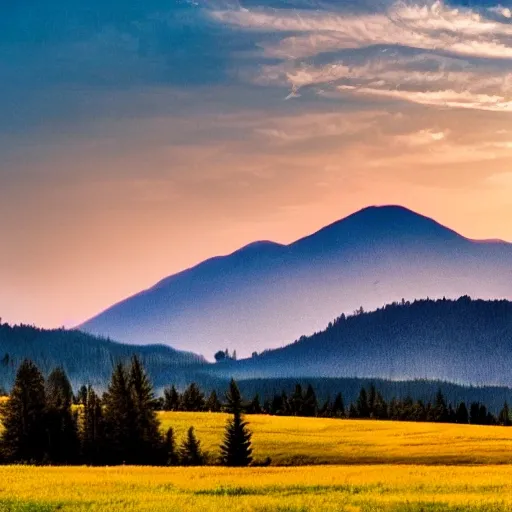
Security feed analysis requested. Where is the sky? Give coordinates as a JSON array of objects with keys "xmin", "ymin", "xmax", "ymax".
[{"xmin": 2, "ymin": 0, "xmax": 512, "ymax": 329}]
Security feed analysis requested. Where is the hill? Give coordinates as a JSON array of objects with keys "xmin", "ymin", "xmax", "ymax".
[
  {"xmin": 213, "ymin": 297, "xmax": 512, "ymax": 386},
  {"xmin": 79, "ymin": 205, "xmax": 512, "ymax": 358},
  {"xmin": 0, "ymin": 322, "xmax": 206, "ymax": 390}
]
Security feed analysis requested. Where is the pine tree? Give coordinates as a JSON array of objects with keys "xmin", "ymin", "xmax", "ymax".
[
  {"xmin": 179, "ymin": 427, "xmax": 205, "ymax": 466},
  {"xmin": 290, "ymin": 384, "xmax": 304, "ymax": 416},
  {"xmin": 102, "ymin": 362, "xmax": 136, "ymax": 464},
  {"xmin": 356, "ymin": 388, "xmax": 370, "ymax": 418},
  {"xmin": 163, "ymin": 385, "xmax": 181, "ymax": 411},
  {"xmin": 220, "ymin": 379, "xmax": 253, "ymax": 467},
  {"xmin": 332, "ymin": 393, "xmax": 345, "ymax": 418},
  {"xmin": 165, "ymin": 427, "xmax": 179, "ymax": 465},
  {"xmin": 81, "ymin": 386, "xmax": 105, "ymax": 465},
  {"xmin": 372, "ymin": 392, "xmax": 388, "ymax": 420},
  {"xmin": 455, "ymin": 402, "xmax": 469, "ymax": 425},
  {"xmin": 368, "ymin": 384, "xmax": 376, "ymax": 417},
  {"xmin": 181, "ymin": 383, "xmax": 205, "ymax": 412},
  {"xmin": 206, "ymin": 390, "xmax": 222, "ymax": 412},
  {"xmin": 433, "ymin": 389, "xmax": 448, "ymax": 422},
  {"xmin": 0, "ymin": 360, "xmax": 47, "ymax": 463},
  {"xmin": 129, "ymin": 356, "xmax": 163, "ymax": 464},
  {"xmin": 499, "ymin": 402, "xmax": 511, "ymax": 426},
  {"xmin": 247, "ymin": 394, "xmax": 262, "ymax": 414},
  {"xmin": 45, "ymin": 367, "xmax": 79, "ymax": 464},
  {"xmin": 303, "ymin": 384, "xmax": 318, "ymax": 417}
]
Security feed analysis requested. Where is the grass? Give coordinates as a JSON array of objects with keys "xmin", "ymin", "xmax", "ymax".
[
  {"xmin": 1, "ymin": 465, "xmax": 512, "ymax": 511},
  {"xmin": 159, "ymin": 412, "xmax": 512, "ymax": 465},
  {"xmin": 3, "ymin": 414, "xmax": 512, "ymax": 511}
]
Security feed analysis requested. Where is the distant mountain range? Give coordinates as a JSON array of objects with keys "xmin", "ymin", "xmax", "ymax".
[
  {"xmin": 3, "ymin": 298, "xmax": 512, "ymax": 409},
  {"xmin": 0, "ymin": 322, "xmax": 205, "ymax": 391},
  {"xmin": 211, "ymin": 297, "xmax": 512, "ymax": 386},
  {"xmin": 79, "ymin": 205, "xmax": 512, "ymax": 359}
]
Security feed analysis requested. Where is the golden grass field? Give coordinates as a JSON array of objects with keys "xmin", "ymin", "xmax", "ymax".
[{"xmin": 3, "ymin": 413, "xmax": 512, "ymax": 511}]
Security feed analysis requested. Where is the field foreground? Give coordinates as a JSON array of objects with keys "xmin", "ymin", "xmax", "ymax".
[{"xmin": 1, "ymin": 464, "xmax": 512, "ymax": 511}]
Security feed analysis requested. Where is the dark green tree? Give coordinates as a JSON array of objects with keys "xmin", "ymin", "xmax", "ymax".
[
  {"xmin": 247, "ymin": 394, "xmax": 262, "ymax": 414},
  {"xmin": 372, "ymin": 392, "xmax": 388, "ymax": 420},
  {"xmin": 102, "ymin": 362, "xmax": 136, "ymax": 464},
  {"xmin": 179, "ymin": 427, "xmax": 205, "ymax": 466},
  {"xmin": 332, "ymin": 393, "xmax": 345, "ymax": 418},
  {"xmin": 181, "ymin": 383, "xmax": 205, "ymax": 412},
  {"xmin": 356, "ymin": 388, "xmax": 370, "ymax": 418},
  {"xmin": 455, "ymin": 402, "xmax": 469, "ymax": 425},
  {"xmin": 499, "ymin": 402, "xmax": 511, "ymax": 426},
  {"xmin": 165, "ymin": 427, "xmax": 179, "ymax": 465},
  {"xmin": 303, "ymin": 384, "xmax": 318, "ymax": 417},
  {"xmin": 0, "ymin": 360, "xmax": 47, "ymax": 463},
  {"xmin": 220, "ymin": 379, "xmax": 253, "ymax": 467},
  {"xmin": 433, "ymin": 389, "xmax": 449, "ymax": 422},
  {"xmin": 206, "ymin": 390, "xmax": 222, "ymax": 412},
  {"xmin": 163, "ymin": 385, "xmax": 181, "ymax": 411},
  {"xmin": 81, "ymin": 386, "xmax": 105, "ymax": 465},
  {"xmin": 290, "ymin": 384, "xmax": 304, "ymax": 416},
  {"xmin": 45, "ymin": 367, "xmax": 79, "ymax": 464},
  {"xmin": 129, "ymin": 356, "xmax": 163, "ymax": 464}
]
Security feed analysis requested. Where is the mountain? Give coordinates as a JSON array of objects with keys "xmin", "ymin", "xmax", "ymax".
[
  {"xmin": 211, "ymin": 297, "xmax": 512, "ymax": 387},
  {"xmin": 79, "ymin": 205, "xmax": 512, "ymax": 358},
  {"xmin": 0, "ymin": 322, "xmax": 206, "ymax": 391}
]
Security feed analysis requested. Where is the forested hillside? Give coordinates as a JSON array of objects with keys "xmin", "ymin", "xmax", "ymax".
[
  {"xmin": 0, "ymin": 323, "xmax": 205, "ymax": 390},
  {"xmin": 213, "ymin": 297, "xmax": 512, "ymax": 386}
]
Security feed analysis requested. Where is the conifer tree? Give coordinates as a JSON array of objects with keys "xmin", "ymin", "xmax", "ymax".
[
  {"xmin": 206, "ymin": 390, "xmax": 222, "ymax": 412},
  {"xmin": 165, "ymin": 427, "xmax": 179, "ymax": 465},
  {"xmin": 129, "ymin": 356, "xmax": 163, "ymax": 464},
  {"xmin": 332, "ymin": 393, "xmax": 345, "ymax": 418},
  {"xmin": 368, "ymin": 384, "xmax": 377, "ymax": 417},
  {"xmin": 102, "ymin": 362, "xmax": 136, "ymax": 464},
  {"xmin": 290, "ymin": 384, "xmax": 304, "ymax": 416},
  {"xmin": 356, "ymin": 388, "xmax": 370, "ymax": 418},
  {"xmin": 179, "ymin": 426, "xmax": 205, "ymax": 466},
  {"xmin": 372, "ymin": 392, "xmax": 388, "ymax": 420},
  {"xmin": 0, "ymin": 360, "xmax": 47, "ymax": 463},
  {"xmin": 455, "ymin": 402, "xmax": 469, "ymax": 425},
  {"xmin": 499, "ymin": 402, "xmax": 511, "ymax": 426},
  {"xmin": 163, "ymin": 385, "xmax": 181, "ymax": 411},
  {"xmin": 303, "ymin": 384, "xmax": 318, "ymax": 417},
  {"xmin": 247, "ymin": 394, "xmax": 262, "ymax": 414},
  {"xmin": 45, "ymin": 367, "xmax": 79, "ymax": 464},
  {"xmin": 433, "ymin": 389, "xmax": 448, "ymax": 422},
  {"xmin": 220, "ymin": 379, "xmax": 253, "ymax": 466},
  {"xmin": 181, "ymin": 383, "xmax": 205, "ymax": 412},
  {"xmin": 81, "ymin": 386, "xmax": 105, "ymax": 465}
]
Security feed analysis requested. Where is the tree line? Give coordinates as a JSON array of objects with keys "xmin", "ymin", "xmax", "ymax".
[
  {"xmin": 0, "ymin": 358, "xmax": 254, "ymax": 466},
  {"xmin": 158, "ymin": 381, "xmax": 512, "ymax": 426}
]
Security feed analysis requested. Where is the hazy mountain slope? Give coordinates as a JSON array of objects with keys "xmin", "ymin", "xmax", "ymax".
[
  {"xmin": 211, "ymin": 297, "xmax": 512, "ymax": 386},
  {"xmin": 0, "ymin": 323, "xmax": 205, "ymax": 391},
  {"xmin": 79, "ymin": 206, "xmax": 512, "ymax": 358}
]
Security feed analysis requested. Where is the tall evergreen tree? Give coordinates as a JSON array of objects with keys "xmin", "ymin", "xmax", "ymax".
[
  {"xmin": 206, "ymin": 390, "xmax": 222, "ymax": 412},
  {"xmin": 356, "ymin": 388, "xmax": 370, "ymax": 418},
  {"xmin": 81, "ymin": 386, "xmax": 105, "ymax": 465},
  {"xmin": 220, "ymin": 379, "xmax": 253, "ymax": 467},
  {"xmin": 181, "ymin": 383, "xmax": 205, "ymax": 412},
  {"xmin": 128, "ymin": 356, "xmax": 163, "ymax": 464},
  {"xmin": 102, "ymin": 362, "xmax": 136, "ymax": 464},
  {"xmin": 163, "ymin": 385, "xmax": 181, "ymax": 411},
  {"xmin": 332, "ymin": 393, "xmax": 345, "ymax": 418},
  {"xmin": 290, "ymin": 384, "xmax": 304, "ymax": 416},
  {"xmin": 45, "ymin": 367, "xmax": 79, "ymax": 464},
  {"xmin": 179, "ymin": 427, "xmax": 205, "ymax": 466},
  {"xmin": 303, "ymin": 384, "xmax": 318, "ymax": 417},
  {"xmin": 165, "ymin": 427, "xmax": 179, "ymax": 465},
  {"xmin": 0, "ymin": 360, "xmax": 47, "ymax": 463},
  {"xmin": 433, "ymin": 389, "xmax": 449, "ymax": 422},
  {"xmin": 455, "ymin": 402, "xmax": 469, "ymax": 424},
  {"xmin": 499, "ymin": 402, "xmax": 511, "ymax": 426},
  {"xmin": 247, "ymin": 394, "xmax": 262, "ymax": 414}
]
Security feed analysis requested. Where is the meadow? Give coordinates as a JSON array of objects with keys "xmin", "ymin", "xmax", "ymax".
[
  {"xmin": 3, "ymin": 414, "xmax": 512, "ymax": 511},
  {"xmin": 159, "ymin": 412, "xmax": 512, "ymax": 465}
]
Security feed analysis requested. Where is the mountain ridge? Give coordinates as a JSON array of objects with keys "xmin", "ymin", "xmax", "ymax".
[{"xmin": 79, "ymin": 205, "xmax": 512, "ymax": 357}]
